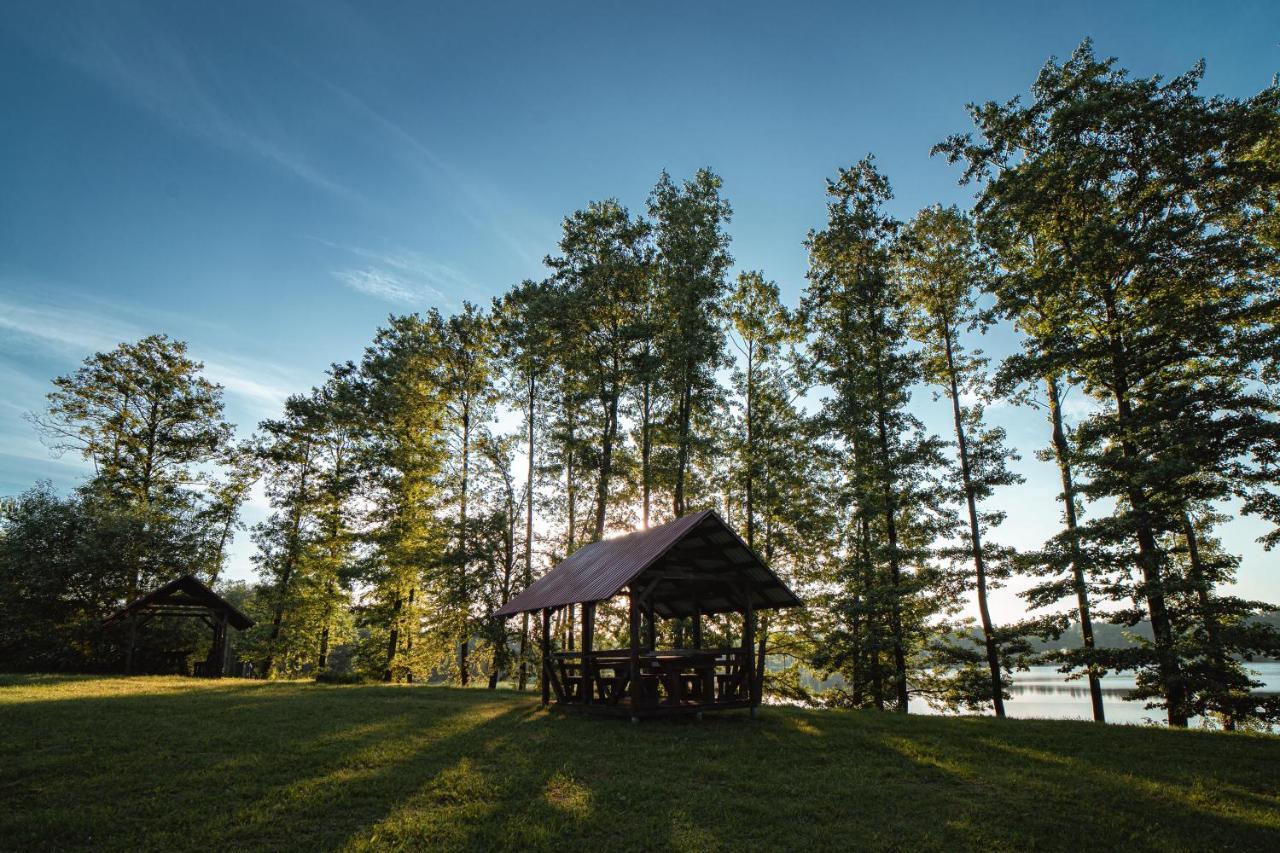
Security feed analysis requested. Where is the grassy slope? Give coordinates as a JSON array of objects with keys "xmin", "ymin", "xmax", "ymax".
[{"xmin": 1, "ymin": 676, "xmax": 1278, "ymax": 852}]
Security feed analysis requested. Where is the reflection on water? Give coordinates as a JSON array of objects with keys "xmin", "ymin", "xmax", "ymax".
[
  {"xmin": 992, "ymin": 662, "xmax": 1280, "ymax": 727},
  {"xmin": 1014, "ymin": 682, "xmax": 1132, "ymax": 698}
]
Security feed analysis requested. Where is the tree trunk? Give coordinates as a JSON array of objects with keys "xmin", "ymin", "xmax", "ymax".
[
  {"xmin": 383, "ymin": 591, "xmax": 401, "ymax": 682},
  {"xmin": 673, "ymin": 369, "xmax": 693, "ymax": 517},
  {"xmin": 745, "ymin": 341, "xmax": 756, "ymax": 549},
  {"xmin": 488, "ymin": 647, "xmax": 501, "ymax": 689},
  {"xmin": 132, "ymin": 399, "xmax": 161, "ymax": 601},
  {"xmin": 318, "ymin": 623, "xmax": 330, "ymax": 672},
  {"xmin": 566, "ymin": 406, "xmax": 578, "ymax": 554},
  {"xmin": 458, "ymin": 402, "xmax": 471, "ymax": 687},
  {"xmin": 871, "ymin": 332, "xmax": 909, "ymax": 713},
  {"xmin": 942, "ymin": 327, "xmax": 1005, "ymax": 718},
  {"xmin": 755, "ymin": 613, "xmax": 769, "ymax": 699},
  {"xmin": 1183, "ymin": 511, "xmax": 1232, "ymax": 730},
  {"xmin": 861, "ymin": 515, "xmax": 884, "ymax": 710},
  {"xmin": 561, "ymin": 401, "xmax": 575, "ymax": 657},
  {"xmin": 489, "ymin": 483, "xmax": 517, "ymax": 691},
  {"xmin": 261, "ymin": 444, "xmax": 313, "ymax": 679},
  {"xmin": 209, "ymin": 506, "xmax": 236, "ymax": 584},
  {"xmin": 594, "ymin": 379, "xmax": 618, "ymax": 542},
  {"xmin": 1045, "ymin": 375, "xmax": 1105, "ymax": 722},
  {"xmin": 318, "ymin": 571, "xmax": 338, "ymax": 672},
  {"xmin": 520, "ymin": 373, "xmax": 536, "ymax": 690},
  {"xmin": 641, "ymin": 375, "xmax": 652, "ymax": 529},
  {"xmin": 540, "ymin": 608, "xmax": 551, "ymax": 706},
  {"xmin": 1102, "ymin": 287, "xmax": 1186, "ymax": 727}
]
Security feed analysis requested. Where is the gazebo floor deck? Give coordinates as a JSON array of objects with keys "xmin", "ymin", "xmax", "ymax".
[{"xmin": 550, "ymin": 698, "xmax": 754, "ymax": 718}]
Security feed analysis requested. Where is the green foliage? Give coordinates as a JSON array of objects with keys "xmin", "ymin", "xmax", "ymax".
[
  {"xmin": 354, "ymin": 313, "xmax": 454, "ymax": 682},
  {"xmin": 898, "ymin": 204, "xmax": 1024, "ymax": 715},
  {"xmin": 247, "ymin": 373, "xmax": 360, "ymax": 679},
  {"xmin": 939, "ymin": 38, "xmax": 1280, "ymax": 726},
  {"xmin": 31, "ymin": 335, "xmax": 246, "ymax": 593},
  {"xmin": 803, "ymin": 158, "xmax": 953, "ymax": 712},
  {"xmin": 546, "ymin": 200, "xmax": 652, "ymax": 540},
  {"xmin": 0, "ymin": 484, "xmax": 134, "ymax": 670},
  {"xmin": 649, "ymin": 168, "xmax": 734, "ymax": 517},
  {"xmin": 3, "ymin": 335, "xmax": 250, "ymax": 672}
]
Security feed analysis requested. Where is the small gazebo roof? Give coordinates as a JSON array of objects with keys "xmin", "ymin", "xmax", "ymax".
[
  {"xmin": 496, "ymin": 510, "xmax": 802, "ymax": 619},
  {"xmin": 103, "ymin": 574, "xmax": 254, "ymax": 631}
]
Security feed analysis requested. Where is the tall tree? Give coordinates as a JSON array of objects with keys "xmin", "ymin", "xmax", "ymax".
[
  {"xmin": 253, "ymin": 394, "xmax": 321, "ymax": 678},
  {"xmin": 249, "ymin": 376, "xmax": 359, "ymax": 679},
  {"xmin": 649, "ymin": 168, "xmax": 733, "ymax": 517},
  {"xmin": 995, "ymin": 280, "xmax": 1111, "ymax": 722},
  {"xmin": 938, "ymin": 40, "xmax": 1280, "ymax": 725},
  {"xmin": 899, "ymin": 204, "xmax": 1022, "ymax": 717},
  {"xmin": 804, "ymin": 158, "xmax": 949, "ymax": 712},
  {"xmin": 546, "ymin": 200, "xmax": 651, "ymax": 540},
  {"xmin": 308, "ymin": 371, "xmax": 361, "ymax": 673},
  {"xmin": 473, "ymin": 433, "xmax": 524, "ymax": 689},
  {"xmin": 726, "ymin": 270, "xmax": 794, "ymax": 550},
  {"xmin": 357, "ymin": 315, "xmax": 450, "ymax": 683},
  {"xmin": 744, "ymin": 379, "xmax": 827, "ymax": 698},
  {"xmin": 32, "ymin": 335, "xmax": 236, "ymax": 598},
  {"xmin": 724, "ymin": 270, "xmax": 810, "ymax": 697},
  {"xmin": 435, "ymin": 304, "xmax": 498, "ymax": 686},
  {"xmin": 492, "ymin": 279, "xmax": 557, "ymax": 690}
]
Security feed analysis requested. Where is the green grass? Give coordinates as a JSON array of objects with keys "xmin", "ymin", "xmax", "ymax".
[{"xmin": 2, "ymin": 676, "xmax": 1278, "ymax": 852}]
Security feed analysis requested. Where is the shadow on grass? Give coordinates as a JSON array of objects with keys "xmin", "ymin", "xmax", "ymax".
[
  {"xmin": 2, "ymin": 677, "xmax": 1278, "ymax": 852},
  {"xmin": 797, "ymin": 711, "xmax": 1280, "ymax": 851}
]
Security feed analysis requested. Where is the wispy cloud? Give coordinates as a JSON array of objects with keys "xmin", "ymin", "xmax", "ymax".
[
  {"xmin": 0, "ymin": 298, "xmax": 133, "ymax": 354},
  {"xmin": 326, "ymin": 84, "xmax": 547, "ymax": 266},
  {"xmin": 0, "ymin": 290, "xmax": 302, "ymax": 417},
  {"xmin": 315, "ymin": 239, "xmax": 472, "ymax": 307},
  {"xmin": 20, "ymin": 7, "xmax": 548, "ymax": 268},
  {"xmin": 202, "ymin": 358, "xmax": 297, "ymax": 409},
  {"xmin": 33, "ymin": 6, "xmax": 361, "ymax": 204},
  {"xmin": 334, "ymin": 268, "xmax": 441, "ymax": 305}
]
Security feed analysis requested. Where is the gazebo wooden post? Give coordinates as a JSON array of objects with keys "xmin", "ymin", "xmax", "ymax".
[
  {"xmin": 581, "ymin": 601, "xmax": 595, "ymax": 705},
  {"xmin": 223, "ymin": 610, "xmax": 231, "ymax": 675},
  {"xmin": 206, "ymin": 617, "xmax": 217, "ymax": 678},
  {"xmin": 628, "ymin": 587, "xmax": 642, "ymax": 722},
  {"xmin": 125, "ymin": 612, "xmax": 137, "ymax": 675},
  {"xmin": 213, "ymin": 610, "xmax": 229, "ymax": 678},
  {"xmin": 744, "ymin": 591, "xmax": 758, "ymax": 715},
  {"xmin": 540, "ymin": 608, "xmax": 552, "ymax": 707},
  {"xmin": 692, "ymin": 604, "xmax": 702, "ymax": 649}
]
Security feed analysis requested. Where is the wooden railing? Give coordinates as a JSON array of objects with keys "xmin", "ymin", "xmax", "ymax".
[{"xmin": 548, "ymin": 647, "xmax": 753, "ymax": 708}]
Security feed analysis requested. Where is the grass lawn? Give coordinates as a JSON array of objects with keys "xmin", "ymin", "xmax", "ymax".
[{"xmin": 2, "ymin": 675, "xmax": 1278, "ymax": 851}]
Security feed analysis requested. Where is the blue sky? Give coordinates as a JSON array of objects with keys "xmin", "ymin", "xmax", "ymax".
[{"xmin": 2, "ymin": 1, "xmax": 1277, "ymax": 620}]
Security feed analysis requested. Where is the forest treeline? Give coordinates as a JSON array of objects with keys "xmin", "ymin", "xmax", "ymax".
[{"xmin": 3, "ymin": 42, "xmax": 1279, "ymax": 728}]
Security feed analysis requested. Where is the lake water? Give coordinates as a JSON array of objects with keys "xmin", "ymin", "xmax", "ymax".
[{"xmin": 932, "ymin": 662, "xmax": 1280, "ymax": 727}]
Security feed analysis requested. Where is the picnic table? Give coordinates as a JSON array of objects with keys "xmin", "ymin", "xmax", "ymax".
[{"xmin": 584, "ymin": 648, "xmax": 720, "ymax": 704}]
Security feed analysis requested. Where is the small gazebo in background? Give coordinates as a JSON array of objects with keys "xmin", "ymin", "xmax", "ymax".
[
  {"xmin": 496, "ymin": 510, "xmax": 802, "ymax": 720},
  {"xmin": 103, "ymin": 575, "xmax": 254, "ymax": 678}
]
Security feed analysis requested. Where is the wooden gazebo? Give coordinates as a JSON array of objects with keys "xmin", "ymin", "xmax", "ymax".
[
  {"xmin": 103, "ymin": 575, "xmax": 254, "ymax": 678},
  {"xmin": 495, "ymin": 510, "xmax": 802, "ymax": 720}
]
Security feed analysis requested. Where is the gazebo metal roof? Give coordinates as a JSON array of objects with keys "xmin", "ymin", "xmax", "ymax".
[{"xmin": 495, "ymin": 510, "xmax": 802, "ymax": 619}]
